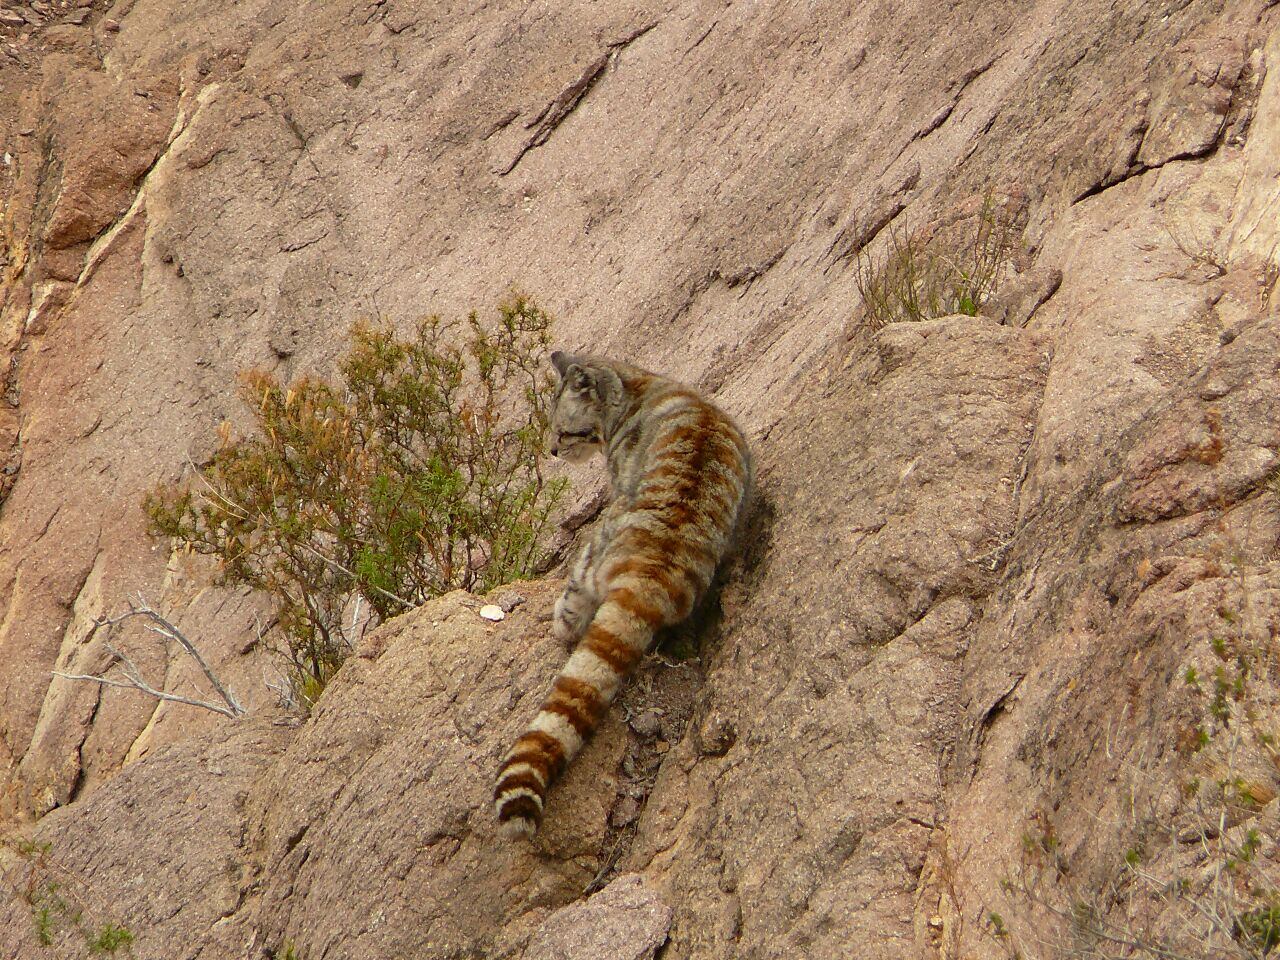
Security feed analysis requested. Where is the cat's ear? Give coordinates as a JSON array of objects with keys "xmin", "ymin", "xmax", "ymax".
[
  {"xmin": 552, "ymin": 352, "xmax": 594, "ymax": 392},
  {"xmin": 550, "ymin": 351, "xmax": 576, "ymax": 377},
  {"xmin": 566, "ymin": 365, "xmax": 594, "ymax": 393}
]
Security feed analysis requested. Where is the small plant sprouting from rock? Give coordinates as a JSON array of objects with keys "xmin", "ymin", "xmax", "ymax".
[
  {"xmin": 982, "ymin": 548, "xmax": 1280, "ymax": 960},
  {"xmin": 0, "ymin": 836, "xmax": 135, "ymax": 955},
  {"xmin": 1237, "ymin": 902, "xmax": 1280, "ymax": 955},
  {"xmin": 87, "ymin": 924, "xmax": 134, "ymax": 954},
  {"xmin": 987, "ymin": 911, "xmax": 1010, "ymax": 939},
  {"xmin": 854, "ymin": 191, "xmax": 1018, "ymax": 329},
  {"xmin": 145, "ymin": 296, "xmax": 566, "ymax": 706}
]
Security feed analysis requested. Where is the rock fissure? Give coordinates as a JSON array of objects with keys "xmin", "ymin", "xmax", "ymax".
[
  {"xmin": 1072, "ymin": 114, "xmax": 1230, "ymax": 206},
  {"xmin": 501, "ymin": 21, "xmax": 659, "ymax": 176}
]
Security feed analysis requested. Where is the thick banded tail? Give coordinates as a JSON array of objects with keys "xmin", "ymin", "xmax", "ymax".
[{"xmin": 493, "ymin": 585, "xmax": 662, "ymax": 837}]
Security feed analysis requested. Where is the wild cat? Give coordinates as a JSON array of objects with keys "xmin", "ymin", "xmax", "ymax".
[{"xmin": 493, "ymin": 351, "xmax": 753, "ymax": 837}]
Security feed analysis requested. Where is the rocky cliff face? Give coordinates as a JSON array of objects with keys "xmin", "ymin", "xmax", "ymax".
[{"xmin": 2, "ymin": 0, "xmax": 1279, "ymax": 957}]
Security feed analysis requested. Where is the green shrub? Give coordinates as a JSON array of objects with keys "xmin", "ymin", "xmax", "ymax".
[
  {"xmin": 1237, "ymin": 902, "xmax": 1280, "ymax": 954},
  {"xmin": 145, "ymin": 296, "xmax": 565, "ymax": 704},
  {"xmin": 87, "ymin": 923, "xmax": 134, "ymax": 954},
  {"xmin": 984, "ymin": 557, "xmax": 1280, "ymax": 960}
]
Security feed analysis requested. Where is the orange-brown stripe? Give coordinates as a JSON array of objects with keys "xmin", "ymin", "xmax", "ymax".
[
  {"xmin": 645, "ymin": 463, "xmax": 686, "ymax": 483},
  {"xmin": 724, "ymin": 424, "xmax": 750, "ymax": 461},
  {"xmin": 612, "ymin": 586, "xmax": 666, "ymax": 630},
  {"xmin": 666, "ymin": 578, "xmax": 696, "ymax": 621},
  {"xmin": 583, "ymin": 626, "xmax": 642, "ymax": 674},
  {"xmin": 651, "ymin": 386, "xmax": 700, "ymax": 404},
  {"xmin": 603, "ymin": 555, "xmax": 646, "ymax": 578},
  {"xmin": 552, "ymin": 675, "xmax": 607, "ymax": 716},
  {"xmin": 604, "ymin": 554, "xmax": 697, "ymax": 617},
  {"xmin": 651, "ymin": 563, "xmax": 694, "ymax": 614},
  {"xmin": 613, "ymin": 527, "xmax": 673, "ymax": 555},
  {"xmin": 687, "ymin": 409, "xmax": 720, "ymax": 470},
  {"xmin": 544, "ymin": 696, "xmax": 595, "ymax": 739},
  {"xmin": 505, "ymin": 731, "xmax": 567, "ymax": 780},
  {"xmin": 633, "ymin": 490, "xmax": 699, "ymax": 514},
  {"xmin": 643, "ymin": 499, "xmax": 698, "ymax": 531},
  {"xmin": 620, "ymin": 371, "xmax": 656, "ymax": 390},
  {"xmin": 653, "ymin": 421, "xmax": 707, "ymax": 452},
  {"xmin": 500, "ymin": 752, "xmax": 552, "ymax": 788},
  {"xmin": 706, "ymin": 438, "xmax": 744, "ymax": 473},
  {"xmin": 603, "ymin": 554, "xmax": 666, "ymax": 583},
  {"xmin": 621, "ymin": 527, "xmax": 717, "ymax": 566},
  {"xmin": 698, "ymin": 496, "xmax": 733, "ymax": 533}
]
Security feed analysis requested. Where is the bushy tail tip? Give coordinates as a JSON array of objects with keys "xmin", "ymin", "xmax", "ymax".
[
  {"xmin": 494, "ymin": 787, "xmax": 543, "ymax": 840},
  {"xmin": 498, "ymin": 813, "xmax": 538, "ymax": 840}
]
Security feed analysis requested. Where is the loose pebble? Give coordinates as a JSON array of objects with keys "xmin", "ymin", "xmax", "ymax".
[
  {"xmin": 630, "ymin": 710, "xmax": 662, "ymax": 738},
  {"xmin": 493, "ymin": 591, "xmax": 525, "ymax": 613}
]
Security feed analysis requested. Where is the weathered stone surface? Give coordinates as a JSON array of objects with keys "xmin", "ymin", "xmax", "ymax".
[
  {"xmin": 942, "ymin": 308, "xmax": 1280, "ymax": 956},
  {"xmin": 0, "ymin": 716, "xmax": 292, "ymax": 959},
  {"xmin": 244, "ymin": 585, "xmax": 628, "ymax": 959},
  {"xmin": 0, "ymin": 584, "xmax": 631, "ymax": 958},
  {"xmin": 1, "ymin": 1, "xmax": 1279, "ymax": 958},
  {"xmin": 625, "ymin": 314, "xmax": 1047, "ymax": 958},
  {"xmin": 525, "ymin": 874, "xmax": 672, "ymax": 960}
]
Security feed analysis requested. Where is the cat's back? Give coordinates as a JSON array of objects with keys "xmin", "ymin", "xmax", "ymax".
[{"xmin": 610, "ymin": 366, "xmax": 752, "ymax": 553}]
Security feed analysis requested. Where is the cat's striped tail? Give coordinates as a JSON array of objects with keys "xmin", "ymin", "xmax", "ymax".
[{"xmin": 493, "ymin": 583, "xmax": 667, "ymax": 837}]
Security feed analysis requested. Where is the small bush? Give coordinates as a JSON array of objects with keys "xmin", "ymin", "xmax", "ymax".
[
  {"xmin": 854, "ymin": 192, "xmax": 1017, "ymax": 329},
  {"xmin": 145, "ymin": 296, "xmax": 566, "ymax": 704},
  {"xmin": 1237, "ymin": 902, "xmax": 1280, "ymax": 954},
  {"xmin": 87, "ymin": 923, "xmax": 134, "ymax": 954}
]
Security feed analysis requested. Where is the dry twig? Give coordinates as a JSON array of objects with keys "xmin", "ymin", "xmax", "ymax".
[{"xmin": 53, "ymin": 594, "xmax": 245, "ymax": 719}]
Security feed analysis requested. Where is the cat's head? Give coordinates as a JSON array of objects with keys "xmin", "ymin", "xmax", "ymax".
[{"xmin": 548, "ymin": 351, "xmax": 623, "ymax": 463}]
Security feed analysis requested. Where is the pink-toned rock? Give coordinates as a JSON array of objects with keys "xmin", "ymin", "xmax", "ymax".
[
  {"xmin": 0, "ymin": 1, "xmax": 1278, "ymax": 958},
  {"xmin": 525, "ymin": 875, "xmax": 672, "ymax": 960}
]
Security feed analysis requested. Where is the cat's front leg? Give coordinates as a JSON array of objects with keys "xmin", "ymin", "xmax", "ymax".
[{"xmin": 553, "ymin": 538, "xmax": 601, "ymax": 648}]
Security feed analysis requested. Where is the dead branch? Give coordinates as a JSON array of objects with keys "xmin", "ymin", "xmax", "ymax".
[{"xmin": 52, "ymin": 594, "xmax": 245, "ymax": 719}]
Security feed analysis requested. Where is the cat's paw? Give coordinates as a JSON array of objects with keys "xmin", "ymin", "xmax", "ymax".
[
  {"xmin": 552, "ymin": 596, "xmax": 579, "ymax": 648},
  {"xmin": 551, "ymin": 615, "xmax": 577, "ymax": 649}
]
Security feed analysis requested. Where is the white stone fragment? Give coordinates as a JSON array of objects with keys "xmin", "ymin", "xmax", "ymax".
[{"xmin": 478, "ymin": 604, "xmax": 505, "ymax": 622}]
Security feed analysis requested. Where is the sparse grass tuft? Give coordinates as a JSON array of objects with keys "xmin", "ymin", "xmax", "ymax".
[
  {"xmin": 1236, "ymin": 901, "xmax": 1280, "ymax": 954},
  {"xmin": 1267, "ymin": 467, "xmax": 1280, "ymax": 501},
  {"xmin": 854, "ymin": 191, "xmax": 1018, "ymax": 329},
  {"xmin": 987, "ymin": 911, "xmax": 1010, "ymax": 939},
  {"xmin": 982, "ymin": 548, "xmax": 1280, "ymax": 960},
  {"xmin": 87, "ymin": 923, "xmax": 134, "ymax": 954}
]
